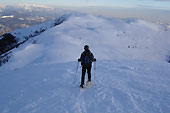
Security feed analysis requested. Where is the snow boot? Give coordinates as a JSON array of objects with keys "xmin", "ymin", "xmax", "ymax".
[
  {"xmin": 79, "ymin": 84, "xmax": 85, "ymax": 89},
  {"xmin": 86, "ymin": 80, "xmax": 92, "ymax": 86}
]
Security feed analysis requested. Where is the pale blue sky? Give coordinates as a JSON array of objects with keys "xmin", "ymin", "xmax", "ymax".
[{"xmin": 1, "ymin": 0, "xmax": 170, "ymax": 10}]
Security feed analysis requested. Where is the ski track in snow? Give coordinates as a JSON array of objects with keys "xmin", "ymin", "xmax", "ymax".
[{"xmin": 0, "ymin": 60, "xmax": 170, "ymax": 113}]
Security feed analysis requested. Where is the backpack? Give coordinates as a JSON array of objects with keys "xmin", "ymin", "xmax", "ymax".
[{"xmin": 84, "ymin": 51, "xmax": 91, "ymax": 65}]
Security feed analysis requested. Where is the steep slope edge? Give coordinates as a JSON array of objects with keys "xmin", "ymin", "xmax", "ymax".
[{"xmin": 0, "ymin": 14, "xmax": 70, "ymax": 66}]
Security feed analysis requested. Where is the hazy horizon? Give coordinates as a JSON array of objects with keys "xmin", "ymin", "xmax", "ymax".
[
  {"xmin": 1, "ymin": 0, "xmax": 170, "ymax": 24},
  {"xmin": 66, "ymin": 6, "xmax": 170, "ymax": 24}
]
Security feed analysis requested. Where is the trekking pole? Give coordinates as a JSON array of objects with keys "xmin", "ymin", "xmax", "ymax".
[
  {"xmin": 73, "ymin": 61, "xmax": 79, "ymax": 84},
  {"xmin": 93, "ymin": 61, "xmax": 96, "ymax": 85}
]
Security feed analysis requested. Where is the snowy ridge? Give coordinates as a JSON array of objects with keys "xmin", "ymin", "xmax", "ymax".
[
  {"xmin": 0, "ymin": 13, "xmax": 170, "ymax": 113},
  {"xmin": 11, "ymin": 13, "xmax": 70, "ymax": 43}
]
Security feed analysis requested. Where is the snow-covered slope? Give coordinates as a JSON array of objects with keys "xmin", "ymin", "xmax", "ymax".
[
  {"xmin": 0, "ymin": 60, "xmax": 170, "ymax": 113},
  {"xmin": 4, "ymin": 13, "xmax": 170, "ymax": 69},
  {"xmin": 0, "ymin": 13, "xmax": 170, "ymax": 113}
]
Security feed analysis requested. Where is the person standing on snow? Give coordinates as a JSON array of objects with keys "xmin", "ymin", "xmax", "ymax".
[{"xmin": 78, "ymin": 45, "xmax": 96, "ymax": 88}]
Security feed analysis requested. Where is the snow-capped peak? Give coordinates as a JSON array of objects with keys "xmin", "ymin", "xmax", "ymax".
[
  {"xmin": 1, "ymin": 15, "xmax": 14, "ymax": 19},
  {"xmin": 16, "ymin": 4, "xmax": 52, "ymax": 10}
]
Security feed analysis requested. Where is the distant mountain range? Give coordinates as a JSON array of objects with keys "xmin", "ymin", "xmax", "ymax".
[{"xmin": 0, "ymin": 4, "xmax": 73, "ymax": 36}]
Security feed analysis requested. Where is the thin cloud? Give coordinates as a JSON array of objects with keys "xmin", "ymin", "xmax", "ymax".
[
  {"xmin": 136, "ymin": 4, "xmax": 170, "ymax": 10},
  {"xmin": 154, "ymin": 0, "xmax": 170, "ymax": 1}
]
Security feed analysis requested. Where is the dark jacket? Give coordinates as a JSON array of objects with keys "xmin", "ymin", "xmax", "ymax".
[{"xmin": 79, "ymin": 50, "xmax": 95, "ymax": 66}]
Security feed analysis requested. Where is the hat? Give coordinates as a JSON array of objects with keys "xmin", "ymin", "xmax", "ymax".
[{"xmin": 84, "ymin": 45, "xmax": 89, "ymax": 50}]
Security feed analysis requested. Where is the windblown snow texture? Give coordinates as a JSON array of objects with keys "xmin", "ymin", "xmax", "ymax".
[{"xmin": 0, "ymin": 13, "xmax": 170, "ymax": 113}]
